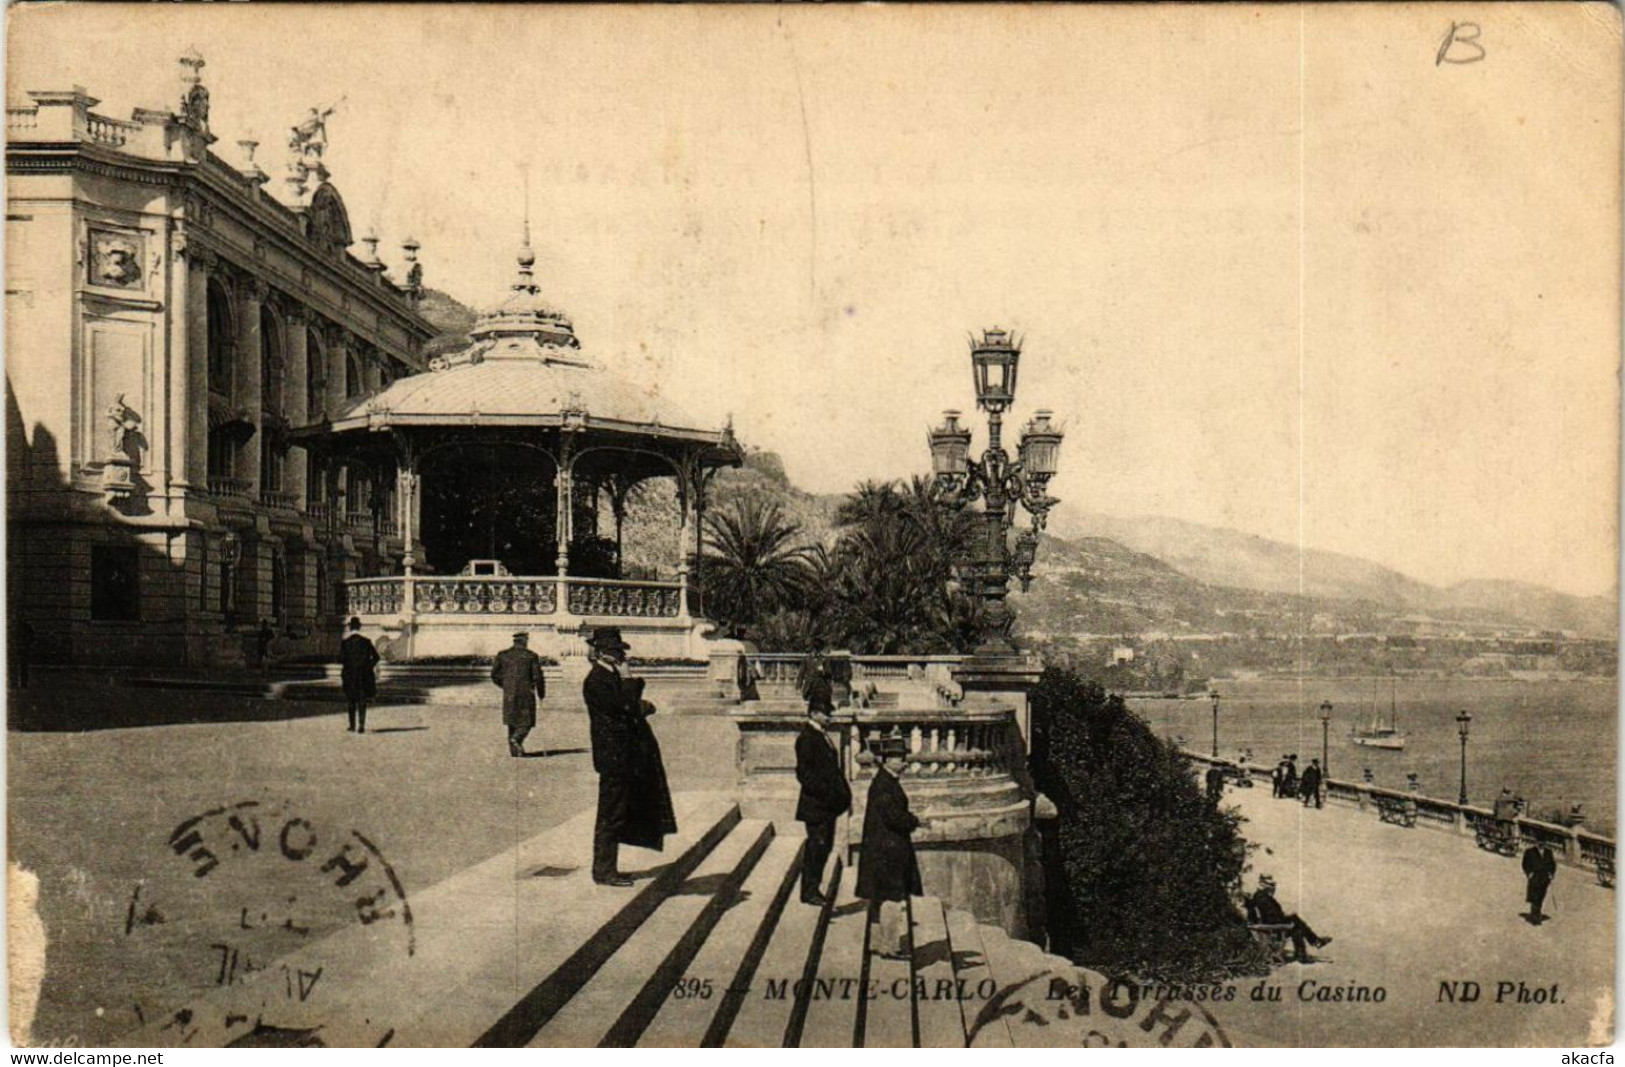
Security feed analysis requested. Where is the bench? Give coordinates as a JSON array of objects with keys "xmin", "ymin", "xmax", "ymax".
[
  {"xmin": 1376, "ymin": 796, "xmax": 1417, "ymax": 828},
  {"xmin": 1247, "ymin": 923, "xmax": 1295, "ymax": 963},
  {"xmin": 1596, "ymin": 857, "xmax": 1615, "ymax": 889},
  {"xmin": 1474, "ymin": 820, "xmax": 1520, "ymax": 857}
]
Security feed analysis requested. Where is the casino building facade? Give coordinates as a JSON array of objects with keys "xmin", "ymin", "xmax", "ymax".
[{"xmin": 6, "ymin": 53, "xmax": 438, "ymax": 666}]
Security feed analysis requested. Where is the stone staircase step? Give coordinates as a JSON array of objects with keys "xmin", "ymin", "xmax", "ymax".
[
  {"xmin": 527, "ymin": 819, "xmax": 776, "ymax": 1047},
  {"xmin": 944, "ymin": 908, "xmax": 1013, "ymax": 1048},
  {"xmin": 637, "ymin": 835, "xmax": 804, "ymax": 1048},
  {"xmin": 128, "ymin": 793, "xmax": 738, "ymax": 1048},
  {"xmin": 722, "ymin": 858, "xmax": 838, "ymax": 1048},
  {"xmin": 796, "ymin": 867, "xmax": 868, "ymax": 1048},
  {"xmin": 909, "ymin": 897, "xmax": 966, "ymax": 1048},
  {"xmin": 862, "ymin": 905, "xmax": 912, "ymax": 1048}
]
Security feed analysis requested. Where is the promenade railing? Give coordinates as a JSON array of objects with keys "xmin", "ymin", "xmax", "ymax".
[{"xmin": 1185, "ymin": 751, "xmax": 1615, "ymax": 882}]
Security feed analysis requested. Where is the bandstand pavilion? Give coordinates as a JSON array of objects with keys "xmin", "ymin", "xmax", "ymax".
[{"xmin": 296, "ymin": 232, "xmax": 742, "ymax": 662}]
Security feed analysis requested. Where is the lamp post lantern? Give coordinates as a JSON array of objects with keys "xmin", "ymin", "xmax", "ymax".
[
  {"xmin": 1456, "ymin": 710, "xmax": 1473, "ymax": 805},
  {"xmin": 1319, "ymin": 700, "xmax": 1333, "ymax": 777},
  {"xmin": 929, "ymin": 328, "xmax": 1062, "ymax": 653},
  {"xmin": 1209, "ymin": 689, "xmax": 1222, "ymax": 757}
]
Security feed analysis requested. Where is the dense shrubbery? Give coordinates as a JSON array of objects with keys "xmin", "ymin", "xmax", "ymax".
[{"xmin": 1030, "ymin": 665, "xmax": 1269, "ymax": 983}]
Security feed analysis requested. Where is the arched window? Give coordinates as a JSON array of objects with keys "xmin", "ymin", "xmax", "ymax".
[
  {"xmin": 306, "ymin": 330, "xmax": 325, "ymax": 418},
  {"xmin": 206, "ymin": 279, "xmax": 235, "ymax": 396},
  {"xmin": 260, "ymin": 306, "xmax": 283, "ymax": 415},
  {"xmin": 345, "ymin": 353, "xmax": 363, "ymax": 399}
]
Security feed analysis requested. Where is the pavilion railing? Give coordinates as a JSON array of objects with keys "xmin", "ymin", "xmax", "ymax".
[
  {"xmin": 342, "ymin": 575, "xmax": 684, "ymax": 619},
  {"xmin": 566, "ymin": 577, "xmax": 681, "ymax": 619},
  {"xmin": 411, "ymin": 578, "xmax": 559, "ymax": 615}
]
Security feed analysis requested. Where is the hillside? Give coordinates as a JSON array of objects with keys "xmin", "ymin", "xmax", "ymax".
[{"xmin": 1049, "ymin": 508, "xmax": 1613, "ymax": 638}]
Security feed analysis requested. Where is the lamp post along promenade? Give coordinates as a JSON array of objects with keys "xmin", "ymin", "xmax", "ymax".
[
  {"xmin": 1209, "ymin": 689, "xmax": 1222, "ymax": 758},
  {"xmin": 1319, "ymin": 700, "xmax": 1333, "ymax": 777},
  {"xmin": 1456, "ymin": 710, "xmax": 1473, "ymax": 805},
  {"xmin": 928, "ymin": 328, "xmax": 1063, "ymax": 653}
]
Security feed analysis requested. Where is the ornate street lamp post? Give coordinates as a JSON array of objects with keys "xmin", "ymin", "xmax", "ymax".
[
  {"xmin": 929, "ymin": 328, "xmax": 1062, "ymax": 653},
  {"xmin": 1319, "ymin": 700, "xmax": 1333, "ymax": 777},
  {"xmin": 1456, "ymin": 710, "xmax": 1473, "ymax": 805},
  {"xmin": 1209, "ymin": 689, "xmax": 1222, "ymax": 757}
]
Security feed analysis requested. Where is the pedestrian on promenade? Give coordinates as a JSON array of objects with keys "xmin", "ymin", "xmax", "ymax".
[
  {"xmin": 1299, "ymin": 759, "xmax": 1323, "ymax": 809},
  {"xmin": 1246, "ymin": 874, "xmax": 1332, "ymax": 962},
  {"xmin": 857, "ymin": 735, "xmax": 930, "ymax": 960},
  {"xmin": 1271, "ymin": 757, "xmax": 1286, "ymax": 798},
  {"xmin": 584, "ymin": 627, "xmax": 677, "ymax": 887},
  {"xmin": 1205, "ymin": 764, "xmax": 1226, "ymax": 804},
  {"xmin": 794, "ymin": 700, "xmax": 851, "ymax": 906},
  {"xmin": 1283, "ymin": 755, "xmax": 1299, "ymax": 799},
  {"xmin": 1522, "ymin": 841, "xmax": 1558, "ymax": 924},
  {"xmin": 11, "ymin": 618, "xmax": 33, "ymax": 690},
  {"xmin": 255, "ymin": 619, "xmax": 276, "ymax": 674},
  {"xmin": 799, "ymin": 652, "xmax": 835, "ymax": 715},
  {"xmin": 339, "ymin": 617, "xmax": 379, "ymax": 733},
  {"xmin": 492, "ymin": 631, "xmax": 546, "ymax": 757}
]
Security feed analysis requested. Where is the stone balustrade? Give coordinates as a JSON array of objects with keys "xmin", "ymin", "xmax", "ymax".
[
  {"xmin": 206, "ymin": 476, "xmax": 252, "ymax": 500},
  {"xmin": 7, "ymin": 106, "xmax": 38, "ymax": 131},
  {"xmin": 259, "ymin": 490, "xmax": 299, "ymax": 512},
  {"xmin": 411, "ymin": 577, "xmax": 559, "ymax": 615},
  {"xmin": 1187, "ymin": 751, "xmax": 1615, "ymax": 879},
  {"xmin": 731, "ymin": 700, "xmax": 1035, "ymax": 935},
  {"xmin": 85, "ymin": 112, "xmax": 139, "ymax": 147}
]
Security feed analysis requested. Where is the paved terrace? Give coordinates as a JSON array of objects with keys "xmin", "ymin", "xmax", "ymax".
[{"xmin": 1212, "ymin": 781, "xmax": 1615, "ymax": 1047}]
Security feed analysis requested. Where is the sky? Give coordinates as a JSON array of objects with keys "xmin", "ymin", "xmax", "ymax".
[{"xmin": 8, "ymin": 4, "xmax": 1621, "ymax": 597}]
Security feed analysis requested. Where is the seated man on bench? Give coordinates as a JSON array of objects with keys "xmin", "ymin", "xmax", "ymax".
[{"xmin": 1246, "ymin": 875, "xmax": 1332, "ymax": 963}]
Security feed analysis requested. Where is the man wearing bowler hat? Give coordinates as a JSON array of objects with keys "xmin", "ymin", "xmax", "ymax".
[
  {"xmin": 584, "ymin": 626, "xmax": 677, "ymax": 886},
  {"xmin": 339, "ymin": 616, "xmax": 379, "ymax": 733},
  {"xmin": 492, "ymin": 631, "xmax": 546, "ymax": 757},
  {"xmin": 857, "ymin": 734, "xmax": 929, "ymax": 958}
]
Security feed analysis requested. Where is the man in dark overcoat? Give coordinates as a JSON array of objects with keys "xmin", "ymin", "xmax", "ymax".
[
  {"xmin": 492, "ymin": 631, "xmax": 546, "ymax": 757},
  {"xmin": 1522, "ymin": 842, "xmax": 1558, "ymax": 923},
  {"xmin": 1299, "ymin": 759, "xmax": 1323, "ymax": 809},
  {"xmin": 1282, "ymin": 755, "xmax": 1299, "ymax": 799},
  {"xmin": 584, "ymin": 627, "xmax": 677, "ymax": 886},
  {"xmin": 857, "ymin": 736, "xmax": 927, "ymax": 958},
  {"xmin": 795, "ymin": 702, "xmax": 850, "ymax": 906},
  {"xmin": 339, "ymin": 616, "xmax": 379, "ymax": 733},
  {"xmin": 1271, "ymin": 758, "xmax": 1286, "ymax": 798},
  {"xmin": 1205, "ymin": 764, "xmax": 1226, "ymax": 804},
  {"xmin": 1247, "ymin": 874, "xmax": 1332, "ymax": 962}
]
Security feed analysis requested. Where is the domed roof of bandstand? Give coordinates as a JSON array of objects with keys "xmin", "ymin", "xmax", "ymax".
[{"xmin": 321, "ymin": 232, "xmax": 734, "ymax": 450}]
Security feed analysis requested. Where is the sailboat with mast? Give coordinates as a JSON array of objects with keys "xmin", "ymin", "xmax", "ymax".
[{"xmin": 1351, "ymin": 671, "xmax": 1407, "ymax": 750}]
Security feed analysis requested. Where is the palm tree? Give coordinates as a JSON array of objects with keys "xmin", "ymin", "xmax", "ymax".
[{"xmin": 699, "ymin": 499, "xmax": 817, "ymax": 637}]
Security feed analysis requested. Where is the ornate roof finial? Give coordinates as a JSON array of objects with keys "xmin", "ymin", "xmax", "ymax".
[
  {"xmin": 178, "ymin": 48, "xmax": 209, "ymax": 132},
  {"xmin": 515, "ymin": 169, "xmax": 536, "ymax": 291}
]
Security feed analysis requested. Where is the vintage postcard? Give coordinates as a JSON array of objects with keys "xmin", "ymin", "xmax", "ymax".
[{"xmin": 4, "ymin": 2, "xmax": 1619, "ymax": 1050}]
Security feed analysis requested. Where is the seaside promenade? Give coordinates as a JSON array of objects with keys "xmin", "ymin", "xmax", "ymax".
[
  {"xmin": 7, "ymin": 676, "xmax": 1615, "ymax": 1047},
  {"xmin": 1214, "ymin": 783, "xmax": 1614, "ymax": 1047}
]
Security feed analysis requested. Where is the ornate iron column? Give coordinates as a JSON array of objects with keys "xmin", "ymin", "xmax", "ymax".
[{"xmin": 928, "ymin": 329, "xmax": 1063, "ymax": 653}]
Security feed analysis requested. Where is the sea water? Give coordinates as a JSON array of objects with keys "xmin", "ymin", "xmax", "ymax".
[{"xmin": 1128, "ymin": 677, "xmax": 1619, "ymax": 836}]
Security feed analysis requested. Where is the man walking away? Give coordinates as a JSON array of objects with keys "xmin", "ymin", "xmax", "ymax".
[
  {"xmin": 1247, "ymin": 874, "xmax": 1332, "ymax": 962},
  {"xmin": 795, "ymin": 700, "xmax": 851, "ymax": 906},
  {"xmin": 339, "ymin": 617, "xmax": 379, "ymax": 733},
  {"xmin": 492, "ymin": 632, "xmax": 546, "ymax": 757},
  {"xmin": 1522, "ymin": 841, "xmax": 1558, "ymax": 924},
  {"xmin": 1300, "ymin": 759, "xmax": 1323, "ymax": 809},
  {"xmin": 1205, "ymin": 764, "xmax": 1226, "ymax": 804},
  {"xmin": 857, "ymin": 735, "xmax": 928, "ymax": 959}
]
